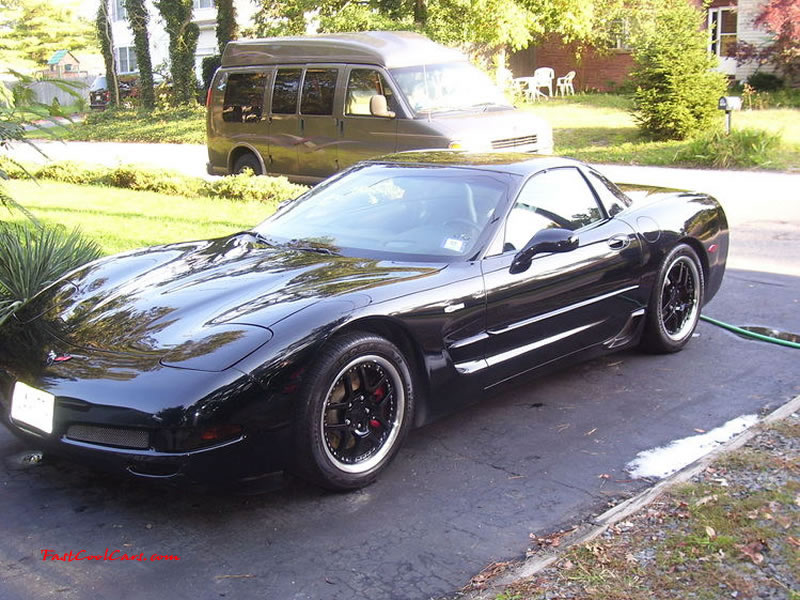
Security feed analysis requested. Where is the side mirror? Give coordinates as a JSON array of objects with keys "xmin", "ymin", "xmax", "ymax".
[
  {"xmin": 510, "ymin": 228, "xmax": 578, "ymax": 274},
  {"xmin": 370, "ymin": 94, "xmax": 395, "ymax": 118}
]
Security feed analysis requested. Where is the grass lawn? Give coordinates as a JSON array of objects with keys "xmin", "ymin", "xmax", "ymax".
[
  {"xmin": 57, "ymin": 105, "xmax": 206, "ymax": 144},
  {"xmin": 5, "ymin": 180, "xmax": 271, "ymax": 255},
  {"xmin": 524, "ymin": 94, "xmax": 800, "ymax": 169}
]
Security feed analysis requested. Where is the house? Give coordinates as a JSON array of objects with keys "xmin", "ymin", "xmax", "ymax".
[
  {"xmin": 510, "ymin": 0, "xmax": 777, "ymax": 92},
  {"xmin": 43, "ymin": 50, "xmax": 86, "ymax": 79},
  {"xmin": 109, "ymin": 0, "xmax": 256, "ymax": 79}
]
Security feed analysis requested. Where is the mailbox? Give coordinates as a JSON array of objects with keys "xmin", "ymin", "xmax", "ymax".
[{"xmin": 718, "ymin": 96, "xmax": 742, "ymax": 111}]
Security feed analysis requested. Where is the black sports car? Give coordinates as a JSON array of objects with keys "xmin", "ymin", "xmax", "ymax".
[{"xmin": 0, "ymin": 152, "xmax": 728, "ymax": 490}]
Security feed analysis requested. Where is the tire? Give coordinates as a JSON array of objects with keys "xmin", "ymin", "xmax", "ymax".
[
  {"xmin": 641, "ymin": 243, "xmax": 704, "ymax": 353},
  {"xmin": 292, "ymin": 332, "xmax": 415, "ymax": 491},
  {"xmin": 232, "ymin": 152, "xmax": 262, "ymax": 175}
]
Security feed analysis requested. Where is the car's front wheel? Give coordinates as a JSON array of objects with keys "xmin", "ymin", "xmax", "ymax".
[
  {"xmin": 292, "ymin": 332, "xmax": 415, "ymax": 490},
  {"xmin": 641, "ymin": 243, "xmax": 704, "ymax": 353}
]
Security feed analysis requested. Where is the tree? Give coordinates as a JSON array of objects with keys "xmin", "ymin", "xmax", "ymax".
[
  {"xmin": 215, "ymin": 0, "xmax": 238, "ymax": 54},
  {"xmin": 155, "ymin": 0, "xmax": 200, "ymax": 105},
  {"xmin": 96, "ymin": 0, "xmax": 120, "ymax": 107},
  {"xmin": 630, "ymin": 0, "xmax": 727, "ymax": 140},
  {"xmin": 731, "ymin": 0, "xmax": 800, "ymax": 83},
  {"xmin": 0, "ymin": 0, "xmax": 94, "ymax": 70},
  {"xmin": 124, "ymin": 0, "xmax": 156, "ymax": 109}
]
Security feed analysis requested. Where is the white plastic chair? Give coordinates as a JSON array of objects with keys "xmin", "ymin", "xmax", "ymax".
[
  {"xmin": 556, "ymin": 71, "xmax": 576, "ymax": 96},
  {"xmin": 531, "ymin": 67, "xmax": 554, "ymax": 99}
]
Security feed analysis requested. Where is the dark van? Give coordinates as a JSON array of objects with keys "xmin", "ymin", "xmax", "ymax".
[{"xmin": 206, "ymin": 31, "xmax": 553, "ymax": 183}]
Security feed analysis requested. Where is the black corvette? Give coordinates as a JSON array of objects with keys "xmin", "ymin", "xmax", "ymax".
[{"xmin": 0, "ymin": 152, "xmax": 728, "ymax": 490}]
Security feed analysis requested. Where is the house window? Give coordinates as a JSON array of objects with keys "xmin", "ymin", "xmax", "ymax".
[
  {"xmin": 708, "ymin": 7, "xmax": 737, "ymax": 57},
  {"xmin": 609, "ymin": 18, "xmax": 632, "ymax": 51},
  {"xmin": 113, "ymin": 0, "xmax": 127, "ymax": 21},
  {"xmin": 117, "ymin": 47, "xmax": 138, "ymax": 74},
  {"xmin": 193, "ymin": 0, "xmax": 213, "ymax": 8}
]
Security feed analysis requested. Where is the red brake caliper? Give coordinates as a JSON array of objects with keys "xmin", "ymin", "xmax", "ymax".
[{"xmin": 370, "ymin": 386, "xmax": 385, "ymax": 428}]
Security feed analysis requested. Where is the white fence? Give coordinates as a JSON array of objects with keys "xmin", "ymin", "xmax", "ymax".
[{"xmin": 2, "ymin": 76, "xmax": 94, "ymax": 107}]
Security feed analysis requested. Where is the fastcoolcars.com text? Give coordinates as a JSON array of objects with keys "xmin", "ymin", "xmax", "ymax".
[{"xmin": 40, "ymin": 549, "xmax": 180, "ymax": 562}]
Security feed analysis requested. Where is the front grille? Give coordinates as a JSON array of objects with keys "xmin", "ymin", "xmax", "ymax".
[
  {"xmin": 491, "ymin": 135, "xmax": 538, "ymax": 150},
  {"xmin": 66, "ymin": 424, "xmax": 150, "ymax": 450}
]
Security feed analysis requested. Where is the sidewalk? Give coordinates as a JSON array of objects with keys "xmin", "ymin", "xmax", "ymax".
[{"xmin": 454, "ymin": 397, "xmax": 800, "ymax": 600}]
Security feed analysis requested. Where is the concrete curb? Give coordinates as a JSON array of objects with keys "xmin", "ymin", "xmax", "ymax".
[{"xmin": 458, "ymin": 393, "xmax": 800, "ymax": 600}]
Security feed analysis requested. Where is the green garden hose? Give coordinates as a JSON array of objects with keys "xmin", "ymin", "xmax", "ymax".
[{"xmin": 700, "ymin": 314, "xmax": 800, "ymax": 350}]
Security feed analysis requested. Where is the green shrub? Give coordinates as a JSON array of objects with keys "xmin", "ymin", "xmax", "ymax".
[
  {"xmin": 0, "ymin": 222, "xmax": 102, "ymax": 328},
  {"xmin": 202, "ymin": 55, "xmax": 222, "ymax": 93},
  {"xmin": 35, "ymin": 161, "xmax": 104, "ymax": 185},
  {"xmin": 631, "ymin": 0, "xmax": 728, "ymax": 140},
  {"xmin": 0, "ymin": 156, "xmax": 28, "ymax": 180},
  {"xmin": 746, "ymin": 71, "xmax": 784, "ymax": 92},
  {"xmin": 102, "ymin": 165, "xmax": 203, "ymax": 196},
  {"xmin": 675, "ymin": 128, "xmax": 782, "ymax": 168},
  {"xmin": 202, "ymin": 170, "xmax": 307, "ymax": 205}
]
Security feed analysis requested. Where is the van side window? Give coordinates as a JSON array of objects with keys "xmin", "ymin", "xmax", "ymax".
[
  {"xmin": 222, "ymin": 72, "xmax": 267, "ymax": 123},
  {"xmin": 346, "ymin": 69, "xmax": 396, "ymax": 116},
  {"xmin": 300, "ymin": 68, "xmax": 338, "ymax": 115},
  {"xmin": 272, "ymin": 68, "xmax": 302, "ymax": 114}
]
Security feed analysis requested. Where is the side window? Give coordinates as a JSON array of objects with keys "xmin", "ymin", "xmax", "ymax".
[
  {"xmin": 300, "ymin": 68, "xmax": 338, "ymax": 115},
  {"xmin": 272, "ymin": 68, "xmax": 302, "ymax": 114},
  {"xmin": 222, "ymin": 72, "xmax": 267, "ymax": 123},
  {"xmin": 586, "ymin": 170, "xmax": 629, "ymax": 217},
  {"xmin": 504, "ymin": 168, "xmax": 603, "ymax": 251},
  {"xmin": 346, "ymin": 69, "xmax": 397, "ymax": 116}
]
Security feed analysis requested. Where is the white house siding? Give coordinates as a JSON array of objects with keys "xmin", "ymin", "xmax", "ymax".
[
  {"xmin": 735, "ymin": 0, "xmax": 777, "ymax": 81},
  {"xmin": 110, "ymin": 0, "xmax": 255, "ymax": 81}
]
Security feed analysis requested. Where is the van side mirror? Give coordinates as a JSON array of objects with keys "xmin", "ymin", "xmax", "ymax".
[
  {"xmin": 370, "ymin": 94, "xmax": 395, "ymax": 118},
  {"xmin": 510, "ymin": 228, "xmax": 578, "ymax": 274}
]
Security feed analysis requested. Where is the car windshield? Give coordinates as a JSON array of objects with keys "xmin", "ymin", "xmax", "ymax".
[
  {"xmin": 389, "ymin": 62, "xmax": 510, "ymax": 115},
  {"xmin": 254, "ymin": 164, "xmax": 514, "ymax": 261}
]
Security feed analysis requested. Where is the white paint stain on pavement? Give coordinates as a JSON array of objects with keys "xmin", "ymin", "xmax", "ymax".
[{"xmin": 626, "ymin": 414, "xmax": 758, "ymax": 479}]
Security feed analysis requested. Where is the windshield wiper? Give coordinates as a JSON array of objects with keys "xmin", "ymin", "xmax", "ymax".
[{"xmin": 285, "ymin": 239, "xmax": 339, "ymax": 255}]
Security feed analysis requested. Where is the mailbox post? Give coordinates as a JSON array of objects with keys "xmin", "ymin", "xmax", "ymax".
[{"xmin": 718, "ymin": 96, "xmax": 742, "ymax": 134}]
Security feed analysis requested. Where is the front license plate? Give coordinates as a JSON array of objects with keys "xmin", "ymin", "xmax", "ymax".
[{"xmin": 11, "ymin": 382, "xmax": 54, "ymax": 434}]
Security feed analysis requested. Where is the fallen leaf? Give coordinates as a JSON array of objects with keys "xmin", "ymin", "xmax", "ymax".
[
  {"xmin": 695, "ymin": 494, "xmax": 717, "ymax": 507},
  {"xmin": 585, "ymin": 427, "xmax": 597, "ymax": 436},
  {"xmin": 598, "ymin": 473, "xmax": 611, "ymax": 479},
  {"xmin": 705, "ymin": 526, "xmax": 716, "ymax": 538},
  {"xmin": 694, "ymin": 428, "xmax": 706, "ymax": 433},
  {"xmin": 736, "ymin": 543, "xmax": 765, "ymax": 565},
  {"xmin": 787, "ymin": 537, "xmax": 800, "ymax": 548},
  {"xmin": 625, "ymin": 553, "xmax": 638, "ymax": 564},
  {"xmin": 561, "ymin": 559, "xmax": 574, "ymax": 570}
]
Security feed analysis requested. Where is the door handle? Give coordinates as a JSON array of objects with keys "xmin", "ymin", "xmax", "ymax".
[
  {"xmin": 300, "ymin": 118, "xmax": 304, "ymax": 133},
  {"xmin": 338, "ymin": 119, "xmax": 344, "ymax": 134},
  {"xmin": 608, "ymin": 235, "xmax": 630, "ymax": 250}
]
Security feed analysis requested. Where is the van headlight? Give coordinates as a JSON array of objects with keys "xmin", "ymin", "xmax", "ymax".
[{"xmin": 448, "ymin": 138, "xmax": 493, "ymax": 152}]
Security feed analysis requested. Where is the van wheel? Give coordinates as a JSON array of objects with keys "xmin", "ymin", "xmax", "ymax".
[{"xmin": 233, "ymin": 153, "xmax": 262, "ymax": 175}]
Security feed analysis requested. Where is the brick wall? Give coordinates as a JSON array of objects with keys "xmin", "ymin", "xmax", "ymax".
[{"xmin": 510, "ymin": 37, "xmax": 635, "ymax": 93}]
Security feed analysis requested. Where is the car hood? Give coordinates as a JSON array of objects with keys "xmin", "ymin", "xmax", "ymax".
[
  {"xmin": 423, "ymin": 108, "xmax": 552, "ymax": 148},
  {"xmin": 38, "ymin": 233, "xmax": 443, "ymax": 359}
]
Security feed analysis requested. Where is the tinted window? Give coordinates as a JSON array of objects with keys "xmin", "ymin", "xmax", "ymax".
[
  {"xmin": 223, "ymin": 72, "xmax": 267, "ymax": 123},
  {"xmin": 505, "ymin": 168, "xmax": 602, "ymax": 251},
  {"xmin": 272, "ymin": 68, "xmax": 302, "ymax": 114},
  {"xmin": 587, "ymin": 170, "xmax": 629, "ymax": 217},
  {"xmin": 301, "ymin": 68, "xmax": 338, "ymax": 115},
  {"xmin": 346, "ymin": 69, "xmax": 397, "ymax": 116}
]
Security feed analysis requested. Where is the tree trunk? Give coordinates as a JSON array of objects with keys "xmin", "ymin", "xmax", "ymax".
[
  {"xmin": 96, "ymin": 0, "xmax": 120, "ymax": 106},
  {"xmin": 124, "ymin": 0, "xmax": 156, "ymax": 109}
]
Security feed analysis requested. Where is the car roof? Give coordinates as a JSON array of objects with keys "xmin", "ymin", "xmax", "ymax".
[
  {"xmin": 366, "ymin": 150, "xmax": 584, "ymax": 177},
  {"xmin": 221, "ymin": 31, "xmax": 465, "ymax": 69}
]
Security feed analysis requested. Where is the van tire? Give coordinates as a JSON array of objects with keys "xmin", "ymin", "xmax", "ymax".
[{"xmin": 233, "ymin": 153, "xmax": 262, "ymax": 175}]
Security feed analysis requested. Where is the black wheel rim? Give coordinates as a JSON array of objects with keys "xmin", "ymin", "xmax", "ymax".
[
  {"xmin": 659, "ymin": 255, "xmax": 700, "ymax": 341},
  {"xmin": 321, "ymin": 355, "xmax": 404, "ymax": 474}
]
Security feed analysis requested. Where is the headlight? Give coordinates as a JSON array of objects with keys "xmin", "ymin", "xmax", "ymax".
[{"xmin": 448, "ymin": 138, "xmax": 493, "ymax": 152}]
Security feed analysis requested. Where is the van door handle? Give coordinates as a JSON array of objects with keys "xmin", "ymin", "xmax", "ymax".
[
  {"xmin": 300, "ymin": 118, "xmax": 304, "ymax": 133},
  {"xmin": 338, "ymin": 119, "xmax": 344, "ymax": 134}
]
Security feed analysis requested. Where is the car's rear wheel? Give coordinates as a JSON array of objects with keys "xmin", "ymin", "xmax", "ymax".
[
  {"xmin": 292, "ymin": 332, "xmax": 415, "ymax": 490},
  {"xmin": 641, "ymin": 243, "xmax": 704, "ymax": 353},
  {"xmin": 233, "ymin": 152, "xmax": 262, "ymax": 175}
]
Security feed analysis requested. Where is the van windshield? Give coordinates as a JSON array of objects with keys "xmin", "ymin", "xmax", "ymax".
[{"xmin": 389, "ymin": 62, "xmax": 510, "ymax": 115}]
